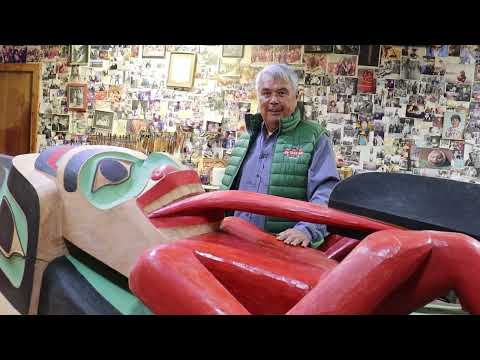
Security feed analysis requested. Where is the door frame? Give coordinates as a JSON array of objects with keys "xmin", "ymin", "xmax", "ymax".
[{"xmin": 0, "ymin": 63, "xmax": 41, "ymax": 153}]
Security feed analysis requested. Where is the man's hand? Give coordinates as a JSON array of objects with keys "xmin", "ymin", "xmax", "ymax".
[{"xmin": 276, "ymin": 228, "xmax": 310, "ymax": 247}]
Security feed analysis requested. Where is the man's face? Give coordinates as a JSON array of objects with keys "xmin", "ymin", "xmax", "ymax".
[{"xmin": 258, "ymin": 75, "xmax": 297, "ymax": 131}]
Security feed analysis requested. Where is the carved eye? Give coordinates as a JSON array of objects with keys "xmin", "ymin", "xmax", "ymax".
[
  {"xmin": 92, "ymin": 158, "xmax": 133, "ymax": 193},
  {"xmin": 0, "ymin": 197, "xmax": 24, "ymax": 258}
]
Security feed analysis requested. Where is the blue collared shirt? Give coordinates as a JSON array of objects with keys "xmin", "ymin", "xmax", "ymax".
[{"xmin": 234, "ymin": 123, "xmax": 340, "ymax": 244}]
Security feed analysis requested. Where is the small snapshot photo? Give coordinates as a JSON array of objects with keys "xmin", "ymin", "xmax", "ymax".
[
  {"xmin": 406, "ymin": 95, "xmax": 426, "ymax": 118},
  {"xmin": 327, "ymin": 54, "xmax": 357, "ymax": 77},
  {"xmin": 445, "ymin": 83, "xmax": 472, "ymax": 102},
  {"xmin": 445, "ymin": 63, "xmax": 475, "ymax": 84},
  {"xmin": 358, "ymin": 45, "xmax": 381, "ymax": 67},
  {"xmin": 426, "ymin": 45, "xmax": 448, "ymax": 57},
  {"xmin": 206, "ymin": 120, "xmax": 220, "ymax": 132},
  {"xmin": 93, "ymin": 110, "xmax": 114, "ymax": 130},
  {"xmin": 69, "ymin": 45, "xmax": 89, "ymax": 65},
  {"xmin": 250, "ymin": 45, "xmax": 274, "ymax": 64},
  {"xmin": 51, "ymin": 114, "xmax": 70, "ymax": 133},
  {"xmin": 401, "ymin": 46, "xmax": 426, "ymax": 59},
  {"xmin": 334, "ymin": 45, "xmax": 359, "ymax": 55},
  {"xmin": 412, "ymin": 147, "xmax": 453, "ymax": 168},
  {"xmin": 376, "ymin": 59, "xmax": 401, "ymax": 79},
  {"xmin": 380, "ymin": 45, "xmax": 402, "ymax": 63},
  {"xmin": 303, "ymin": 53, "xmax": 327, "ymax": 74},
  {"xmin": 357, "ymin": 68, "xmax": 376, "ymax": 94},
  {"xmin": 142, "ymin": 45, "xmax": 166, "ymax": 58},
  {"xmin": 329, "ymin": 77, "xmax": 358, "ymax": 95},
  {"xmin": 304, "ymin": 45, "xmax": 333, "ymax": 53},
  {"xmin": 448, "ymin": 45, "xmax": 461, "ymax": 57},
  {"xmin": 460, "ymin": 45, "xmax": 480, "ymax": 64},
  {"xmin": 304, "ymin": 73, "xmax": 323, "ymax": 86},
  {"xmin": 442, "ymin": 111, "xmax": 466, "ymax": 140},
  {"xmin": 222, "ymin": 45, "xmax": 244, "ymax": 58}
]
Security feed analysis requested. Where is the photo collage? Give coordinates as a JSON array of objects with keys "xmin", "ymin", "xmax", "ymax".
[{"xmin": 2, "ymin": 44, "xmax": 480, "ymax": 184}]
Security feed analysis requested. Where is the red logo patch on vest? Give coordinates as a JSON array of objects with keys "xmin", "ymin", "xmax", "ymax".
[{"xmin": 283, "ymin": 147, "xmax": 304, "ymax": 158}]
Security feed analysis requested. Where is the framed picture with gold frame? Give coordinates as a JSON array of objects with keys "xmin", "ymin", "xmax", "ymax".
[
  {"xmin": 166, "ymin": 52, "xmax": 197, "ymax": 89},
  {"xmin": 67, "ymin": 83, "xmax": 88, "ymax": 112}
]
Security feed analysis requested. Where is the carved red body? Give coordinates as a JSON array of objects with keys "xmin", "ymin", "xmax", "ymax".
[{"xmin": 129, "ymin": 169, "xmax": 480, "ymax": 315}]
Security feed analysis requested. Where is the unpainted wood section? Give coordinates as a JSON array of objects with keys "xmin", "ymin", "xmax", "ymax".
[
  {"xmin": 0, "ymin": 291, "xmax": 19, "ymax": 315},
  {"xmin": 143, "ymin": 183, "xmax": 204, "ymax": 214},
  {"xmin": 28, "ymin": 259, "xmax": 49, "ymax": 315},
  {"xmin": 12, "ymin": 154, "xmax": 66, "ymax": 260},
  {"xmin": 0, "ymin": 64, "xmax": 40, "ymax": 155},
  {"xmin": 55, "ymin": 146, "xmax": 218, "ymax": 276},
  {"xmin": 12, "ymin": 154, "xmax": 67, "ymax": 314}
]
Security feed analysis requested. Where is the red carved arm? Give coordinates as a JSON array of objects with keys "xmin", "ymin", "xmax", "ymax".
[
  {"xmin": 150, "ymin": 190, "xmax": 402, "ymax": 234},
  {"xmin": 288, "ymin": 230, "xmax": 480, "ymax": 315}
]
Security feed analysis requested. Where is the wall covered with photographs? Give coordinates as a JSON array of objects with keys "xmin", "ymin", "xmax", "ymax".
[{"xmin": 2, "ymin": 44, "xmax": 480, "ymax": 184}]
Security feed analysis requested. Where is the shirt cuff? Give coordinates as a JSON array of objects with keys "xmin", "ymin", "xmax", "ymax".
[{"xmin": 294, "ymin": 222, "xmax": 327, "ymax": 248}]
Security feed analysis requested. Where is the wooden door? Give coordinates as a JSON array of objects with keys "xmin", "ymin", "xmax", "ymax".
[{"xmin": 0, "ymin": 64, "xmax": 40, "ymax": 156}]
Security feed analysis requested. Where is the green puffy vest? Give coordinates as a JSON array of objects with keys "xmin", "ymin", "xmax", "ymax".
[{"xmin": 221, "ymin": 107, "xmax": 327, "ymax": 236}]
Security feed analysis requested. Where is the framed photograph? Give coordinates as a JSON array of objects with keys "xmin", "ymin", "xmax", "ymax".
[
  {"xmin": 142, "ymin": 45, "xmax": 166, "ymax": 58},
  {"xmin": 93, "ymin": 110, "xmax": 114, "ymax": 130},
  {"xmin": 166, "ymin": 52, "xmax": 197, "ymax": 89},
  {"xmin": 222, "ymin": 45, "xmax": 244, "ymax": 58},
  {"xmin": 67, "ymin": 83, "xmax": 87, "ymax": 112},
  {"xmin": 69, "ymin": 45, "xmax": 89, "ymax": 65}
]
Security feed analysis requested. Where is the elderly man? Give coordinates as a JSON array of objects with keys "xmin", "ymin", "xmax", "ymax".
[{"xmin": 221, "ymin": 63, "xmax": 340, "ymax": 248}]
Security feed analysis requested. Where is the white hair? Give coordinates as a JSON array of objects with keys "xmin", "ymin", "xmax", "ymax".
[{"xmin": 255, "ymin": 63, "xmax": 298, "ymax": 95}]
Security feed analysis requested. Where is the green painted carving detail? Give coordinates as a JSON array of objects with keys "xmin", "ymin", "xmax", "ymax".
[
  {"xmin": 78, "ymin": 151, "xmax": 178, "ymax": 210},
  {"xmin": 0, "ymin": 171, "xmax": 28, "ymax": 288}
]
